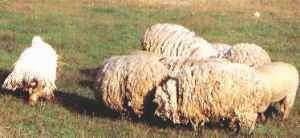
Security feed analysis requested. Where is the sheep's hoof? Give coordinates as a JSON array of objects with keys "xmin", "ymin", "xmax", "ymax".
[
  {"xmin": 276, "ymin": 112, "xmax": 285, "ymax": 121},
  {"xmin": 28, "ymin": 99, "xmax": 37, "ymax": 106},
  {"xmin": 231, "ymin": 122, "xmax": 255, "ymax": 135},
  {"xmin": 28, "ymin": 88, "xmax": 33, "ymax": 95},
  {"xmin": 45, "ymin": 95, "xmax": 56, "ymax": 103},
  {"xmin": 229, "ymin": 120, "xmax": 240, "ymax": 133},
  {"xmin": 232, "ymin": 124, "xmax": 240, "ymax": 134},
  {"xmin": 257, "ymin": 113, "xmax": 267, "ymax": 123},
  {"xmin": 28, "ymin": 95, "xmax": 39, "ymax": 106},
  {"xmin": 45, "ymin": 94, "xmax": 54, "ymax": 100},
  {"xmin": 239, "ymin": 127, "xmax": 255, "ymax": 135}
]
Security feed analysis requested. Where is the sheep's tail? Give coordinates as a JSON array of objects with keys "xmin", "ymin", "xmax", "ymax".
[{"xmin": 2, "ymin": 72, "xmax": 20, "ymax": 91}]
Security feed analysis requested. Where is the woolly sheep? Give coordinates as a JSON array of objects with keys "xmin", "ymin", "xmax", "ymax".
[
  {"xmin": 256, "ymin": 62, "xmax": 299, "ymax": 119},
  {"xmin": 141, "ymin": 23, "xmax": 218, "ymax": 59},
  {"xmin": 158, "ymin": 56, "xmax": 231, "ymax": 71},
  {"xmin": 224, "ymin": 43, "xmax": 271, "ymax": 68},
  {"xmin": 2, "ymin": 36, "xmax": 58, "ymax": 105},
  {"xmin": 94, "ymin": 53, "xmax": 169, "ymax": 116},
  {"xmin": 211, "ymin": 43, "xmax": 232, "ymax": 58},
  {"xmin": 154, "ymin": 61, "xmax": 271, "ymax": 133}
]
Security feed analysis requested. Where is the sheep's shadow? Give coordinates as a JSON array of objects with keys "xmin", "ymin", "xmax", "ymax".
[
  {"xmin": 57, "ymin": 67, "xmax": 282, "ymax": 134},
  {"xmin": 78, "ymin": 67, "xmax": 100, "ymax": 91},
  {"xmin": 75, "ymin": 67, "xmax": 235, "ymax": 133},
  {"xmin": 0, "ymin": 69, "xmax": 10, "ymax": 84},
  {"xmin": 262, "ymin": 104, "xmax": 281, "ymax": 120},
  {"xmin": 0, "ymin": 69, "xmax": 30, "ymax": 99},
  {"xmin": 0, "ymin": 68, "xmax": 283, "ymax": 135},
  {"xmin": 54, "ymin": 90, "xmax": 119, "ymax": 119}
]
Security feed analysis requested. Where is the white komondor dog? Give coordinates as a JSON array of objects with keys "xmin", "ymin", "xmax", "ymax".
[{"xmin": 2, "ymin": 36, "xmax": 58, "ymax": 105}]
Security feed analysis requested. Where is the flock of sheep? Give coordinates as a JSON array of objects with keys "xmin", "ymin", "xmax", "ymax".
[{"xmin": 1, "ymin": 23, "xmax": 299, "ymax": 134}]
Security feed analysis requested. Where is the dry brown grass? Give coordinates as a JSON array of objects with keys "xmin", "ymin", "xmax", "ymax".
[
  {"xmin": 2, "ymin": 0, "xmax": 299, "ymax": 19},
  {"xmin": 1, "ymin": 0, "xmax": 33, "ymax": 13},
  {"xmin": 0, "ymin": 0, "xmax": 299, "ymax": 136},
  {"xmin": 0, "ymin": 30, "xmax": 16, "ymax": 51},
  {"xmin": 93, "ymin": 0, "xmax": 300, "ymax": 16},
  {"xmin": 1, "ymin": 0, "xmax": 84, "ymax": 16},
  {"xmin": 0, "ymin": 125, "xmax": 8, "ymax": 137}
]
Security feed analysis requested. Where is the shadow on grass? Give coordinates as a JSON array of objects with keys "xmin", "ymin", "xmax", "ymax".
[
  {"xmin": 54, "ymin": 90, "xmax": 119, "ymax": 119},
  {"xmin": 78, "ymin": 67, "xmax": 100, "ymax": 91},
  {"xmin": 0, "ymin": 68, "xmax": 283, "ymax": 135},
  {"xmin": 0, "ymin": 69, "xmax": 29, "ymax": 100},
  {"xmin": 263, "ymin": 105, "xmax": 281, "ymax": 120},
  {"xmin": 0, "ymin": 69, "xmax": 10, "ymax": 84}
]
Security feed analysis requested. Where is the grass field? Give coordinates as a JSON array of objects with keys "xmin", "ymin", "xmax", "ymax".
[{"xmin": 0, "ymin": 0, "xmax": 299, "ymax": 137}]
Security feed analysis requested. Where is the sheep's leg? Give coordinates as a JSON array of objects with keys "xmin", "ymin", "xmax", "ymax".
[
  {"xmin": 279, "ymin": 91, "xmax": 296, "ymax": 120},
  {"xmin": 279, "ymin": 98, "xmax": 287, "ymax": 120},
  {"xmin": 257, "ymin": 113, "xmax": 266, "ymax": 123},
  {"xmin": 45, "ymin": 93, "xmax": 55, "ymax": 101},
  {"xmin": 44, "ymin": 91, "xmax": 55, "ymax": 102},
  {"xmin": 28, "ymin": 87, "xmax": 33, "ymax": 95},
  {"xmin": 236, "ymin": 112, "xmax": 257, "ymax": 134},
  {"xmin": 229, "ymin": 118, "xmax": 240, "ymax": 133},
  {"xmin": 28, "ymin": 89, "xmax": 43, "ymax": 106},
  {"xmin": 28, "ymin": 81, "xmax": 44, "ymax": 105}
]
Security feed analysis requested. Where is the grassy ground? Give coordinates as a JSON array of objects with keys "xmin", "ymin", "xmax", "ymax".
[{"xmin": 0, "ymin": 0, "xmax": 299, "ymax": 137}]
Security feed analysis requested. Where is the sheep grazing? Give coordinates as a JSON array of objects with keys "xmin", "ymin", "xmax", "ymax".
[
  {"xmin": 224, "ymin": 43, "xmax": 271, "ymax": 68},
  {"xmin": 94, "ymin": 53, "xmax": 169, "ymax": 116},
  {"xmin": 2, "ymin": 36, "xmax": 58, "ymax": 105},
  {"xmin": 256, "ymin": 62, "xmax": 299, "ymax": 119},
  {"xmin": 154, "ymin": 61, "xmax": 271, "ymax": 133},
  {"xmin": 141, "ymin": 23, "xmax": 218, "ymax": 59}
]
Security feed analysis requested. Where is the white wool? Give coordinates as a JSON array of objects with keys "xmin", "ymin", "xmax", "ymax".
[
  {"xmin": 2, "ymin": 36, "xmax": 58, "ymax": 95},
  {"xmin": 211, "ymin": 43, "xmax": 232, "ymax": 58},
  {"xmin": 224, "ymin": 43, "xmax": 271, "ymax": 68},
  {"xmin": 141, "ymin": 23, "xmax": 218, "ymax": 59}
]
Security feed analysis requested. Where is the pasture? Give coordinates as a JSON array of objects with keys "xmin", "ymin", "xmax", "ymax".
[{"xmin": 0, "ymin": 0, "xmax": 299, "ymax": 137}]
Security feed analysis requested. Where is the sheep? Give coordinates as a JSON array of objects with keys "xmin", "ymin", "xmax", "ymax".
[
  {"xmin": 211, "ymin": 43, "xmax": 232, "ymax": 58},
  {"xmin": 141, "ymin": 23, "xmax": 218, "ymax": 59},
  {"xmin": 224, "ymin": 43, "xmax": 271, "ymax": 68},
  {"xmin": 256, "ymin": 62, "xmax": 299, "ymax": 120},
  {"xmin": 94, "ymin": 53, "xmax": 169, "ymax": 116},
  {"xmin": 158, "ymin": 56, "xmax": 231, "ymax": 71},
  {"xmin": 2, "ymin": 36, "xmax": 58, "ymax": 105},
  {"xmin": 154, "ymin": 61, "xmax": 271, "ymax": 133}
]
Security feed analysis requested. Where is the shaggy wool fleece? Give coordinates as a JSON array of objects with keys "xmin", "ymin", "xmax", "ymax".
[{"xmin": 2, "ymin": 36, "xmax": 58, "ymax": 96}]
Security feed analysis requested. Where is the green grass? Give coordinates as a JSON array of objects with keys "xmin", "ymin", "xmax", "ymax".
[{"xmin": 0, "ymin": 0, "xmax": 299, "ymax": 137}]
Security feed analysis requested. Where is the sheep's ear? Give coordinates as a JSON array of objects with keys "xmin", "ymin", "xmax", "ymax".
[{"xmin": 31, "ymin": 36, "xmax": 44, "ymax": 47}]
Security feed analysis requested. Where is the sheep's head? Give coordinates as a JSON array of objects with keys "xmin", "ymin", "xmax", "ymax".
[{"xmin": 32, "ymin": 36, "xmax": 44, "ymax": 47}]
